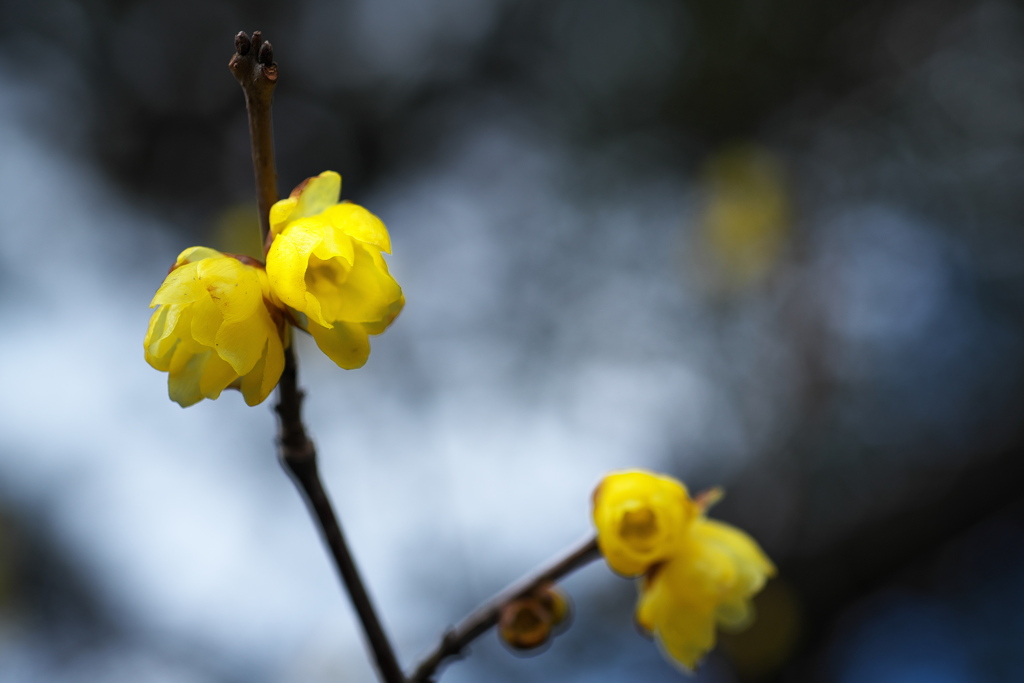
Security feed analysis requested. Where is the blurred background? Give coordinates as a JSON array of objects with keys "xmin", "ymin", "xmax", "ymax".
[{"xmin": 2, "ymin": 0, "xmax": 1023, "ymax": 681}]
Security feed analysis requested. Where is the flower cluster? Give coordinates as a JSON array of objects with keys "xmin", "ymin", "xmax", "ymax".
[
  {"xmin": 592, "ymin": 470, "xmax": 775, "ymax": 672},
  {"xmin": 145, "ymin": 172, "xmax": 404, "ymax": 407}
]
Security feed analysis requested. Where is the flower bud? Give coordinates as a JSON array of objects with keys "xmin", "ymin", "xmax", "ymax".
[{"xmin": 498, "ymin": 585, "xmax": 570, "ymax": 651}]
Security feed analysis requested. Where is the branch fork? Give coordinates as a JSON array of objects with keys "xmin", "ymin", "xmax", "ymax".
[{"xmin": 230, "ymin": 31, "xmax": 602, "ymax": 683}]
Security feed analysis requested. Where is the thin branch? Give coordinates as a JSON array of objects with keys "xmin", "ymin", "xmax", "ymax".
[
  {"xmin": 409, "ymin": 535, "xmax": 601, "ymax": 683},
  {"xmin": 230, "ymin": 32, "xmax": 405, "ymax": 683},
  {"xmin": 275, "ymin": 346, "xmax": 406, "ymax": 683},
  {"xmin": 228, "ymin": 30, "xmax": 278, "ymax": 249}
]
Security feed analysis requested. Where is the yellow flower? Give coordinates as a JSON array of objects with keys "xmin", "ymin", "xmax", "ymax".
[
  {"xmin": 697, "ymin": 144, "xmax": 791, "ymax": 291},
  {"xmin": 145, "ymin": 247, "xmax": 287, "ymax": 407},
  {"xmin": 592, "ymin": 470, "xmax": 775, "ymax": 671},
  {"xmin": 265, "ymin": 171, "xmax": 404, "ymax": 369},
  {"xmin": 635, "ymin": 517, "xmax": 776, "ymax": 671},
  {"xmin": 592, "ymin": 470, "xmax": 698, "ymax": 576}
]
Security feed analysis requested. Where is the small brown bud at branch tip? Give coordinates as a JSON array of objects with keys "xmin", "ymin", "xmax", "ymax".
[
  {"xmin": 259, "ymin": 41, "xmax": 274, "ymax": 67},
  {"xmin": 235, "ymin": 31, "xmax": 251, "ymax": 56}
]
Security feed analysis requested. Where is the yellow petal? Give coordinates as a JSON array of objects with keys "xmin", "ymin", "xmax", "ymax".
[
  {"xmin": 312, "ymin": 223, "xmax": 355, "ymax": 265},
  {"xmin": 260, "ymin": 320, "xmax": 286, "ymax": 397},
  {"xmin": 265, "ymin": 221, "xmax": 328, "ymax": 325},
  {"xmin": 238, "ymin": 325, "xmax": 285, "ymax": 406},
  {"xmin": 635, "ymin": 559, "xmax": 718, "ymax": 672},
  {"xmin": 693, "ymin": 519, "xmax": 776, "ymax": 597},
  {"xmin": 167, "ymin": 346, "xmax": 212, "ymax": 408},
  {"xmin": 199, "ymin": 350, "xmax": 238, "ymax": 400},
  {"xmin": 269, "ymin": 197, "xmax": 299, "ymax": 237},
  {"xmin": 635, "ymin": 575, "xmax": 664, "ymax": 634},
  {"xmin": 189, "ymin": 294, "xmax": 223, "ymax": 349},
  {"xmin": 216, "ymin": 311, "xmax": 270, "ymax": 375},
  {"xmin": 145, "ymin": 306, "xmax": 189, "ymax": 371},
  {"xmin": 656, "ymin": 610, "xmax": 717, "ymax": 672},
  {"xmin": 175, "ymin": 246, "xmax": 225, "ymax": 266},
  {"xmin": 320, "ymin": 202, "xmax": 392, "ymax": 253},
  {"xmin": 309, "ymin": 320, "xmax": 370, "ymax": 369},
  {"xmin": 715, "ymin": 598, "xmax": 755, "ymax": 632},
  {"xmin": 293, "ymin": 171, "xmax": 341, "ymax": 219},
  {"xmin": 144, "ymin": 305, "xmax": 169, "ymax": 352},
  {"xmin": 196, "ymin": 258, "xmax": 262, "ymax": 321},
  {"xmin": 150, "ymin": 262, "xmax": 204, "ymax": 307},
  {"xmin": 362, "ymin": 293, "xmax": 405, "ymax": 335},
  {"xmin": 238, "ymin": 343, "xmax": 271, "ymax": 406},
  {"xmin": 315, "ymin": 244, "xmax": 403, "ymax": 324}
]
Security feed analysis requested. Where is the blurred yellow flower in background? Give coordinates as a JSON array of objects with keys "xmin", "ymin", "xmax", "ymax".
[
  {"xmin": 144, "ymin": 247, "xmax": 286, "ymax": 407},
  {"xmin": 592, "ymin": 470, "xmax": 775, "ymax": 672},
  {"xmin": 592, "ymin": 470, "xmax": 696, "ymax": 576},
  {"xmin": 696, "ymin": 144, "xmax": 791, "ymax": 291},
  {"xmin": 266, "ymin": 171, "xmax": 404, "ymax": 369}
]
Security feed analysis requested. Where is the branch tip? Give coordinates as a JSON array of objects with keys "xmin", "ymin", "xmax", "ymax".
[
  {"xmin": 259, "ymin": 40, "xmax": 274, "ymax": 67},
  {"xmin": 234, "ymin": 31, "xmax": 251, "ymax": 56}
]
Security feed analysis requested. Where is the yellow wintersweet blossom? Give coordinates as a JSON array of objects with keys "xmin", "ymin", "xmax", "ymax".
[
  {"xmin": 697, "ymin": 144, "xmax": 790, "ymax": 291},
  {"xmin": 592, "ymin": 470, "xmax": 775, "ymax": 672},
  {"xmin": 144, "ymin": 247, "xmax": 287, "ymax": 407},
  {"xmin": 265, "ymin": 171, "xmax": 404, "ymax": 369},
  {"xmin": 592, "ymin": 470, "xmax": 697, "ymax": 576},
  {"xmin": 635, "ymin": 517, "xmax": 776, "ymax": 671}
]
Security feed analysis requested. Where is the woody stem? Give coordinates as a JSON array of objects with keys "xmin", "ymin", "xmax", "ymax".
[
  {"xmin": 228, "ymin": 29, "xmax": 278, "ymax": 249},
  {"xmin": 408, "ymin": 536, "xmax": 600, "ymax": 682},
  {"xmin": 230, "ymin": 31, "xmax": 405, "ymax": 683}
]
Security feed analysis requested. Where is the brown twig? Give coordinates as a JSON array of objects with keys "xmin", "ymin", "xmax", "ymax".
[
  {"xmin": 228, "ymin": 30, "xmax": 278, "ymax": 249},
  {"xmin": 230, "ymin": 32, "xmax": 405, "ymax": 683},
  {"xmin": 408, "ymin": 536, "xmax": 601, "ymax": 682},
  {"xmin": 275, "ymin": 347, "xmax": 406, "ymax": 683}
]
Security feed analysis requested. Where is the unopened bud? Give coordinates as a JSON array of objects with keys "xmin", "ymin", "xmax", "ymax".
[
  {"xmin": 498, "ymin": 584, "xmax": 571, "ymax": 651},
  {"xmin": 499, "ymin": 598, "xmax": 551, "ymax": 651},
  {"xmin": 234, "ymin": 31, "xmax": 251, "ymax": 56},
  {"xmin": 538, "ymin": 584, "xmax": 569, "ymax": 627},
  {"xmin": 258, "ymin": 40, "xmax": 274, "ymax": 67}
]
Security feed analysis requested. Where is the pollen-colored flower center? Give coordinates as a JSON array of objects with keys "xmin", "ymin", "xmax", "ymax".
[{"xmin": 620, "ymin": 508, "xmax": 659, "ymax": 545}]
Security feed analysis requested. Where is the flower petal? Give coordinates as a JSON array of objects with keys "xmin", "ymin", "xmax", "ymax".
[
  {"xmin": 176, "ymin": 246, "xmax": 225, "ymax": 266},
  {"xmin": 195, "ymin": 257, "xmax": 261, "ymax": 322},
  {"xmin": 189, "ymin": 294, "xmax": 223, "ymax": 348},
  {"xmin": 655, "ymin": 609, "xmax": 717, "ymax": 672},
  {"xmin": 150, "ymin": 262, "xmax": 204, "ymax": 307},
  {"xmin": 309, "ymin": 319, "xmax": 370, "ymax": 369},
  {"xmin": 320, "ymin": 202, "xmax": 392, "ymax": 253},
  {"xmin": 238, "ymin": 326, "xmax": 285, "ymax": 406},
  {"xmin": 167, "ymin": 346, "xmax": 211, "ymax": 407},
  {"xmin": 216, "ymin": 310, "xmax": 270, "ymax": 375},
  {"xmin": 270, "ymin": 197, "xmax": 299, "ymax": 237},
  {"xmin": 715, "ymin": 598, "xmax": 755, "ymax": 632},
  {"xmin": 258, "ymin": 321, "xmax": 286, "ymax": 401},
  {"xmin": 199, "ymin": 351, "xmax": 238, "ymax": 400},
  {"xmin": 362, "ymin": 294, "xmax": 405, "ymax": 335},
  {"xmin": 266, "ymin": 221, "xmax": 328, "ymax": 325},
  {"xmin": 312, "ymin": 224, "xmax": 355, "ymax": 265},
  {"xmin": 693, "ymin": 519, "xmax": 776, "ymax": 597},
  {"xmin": 293, "ymin": 171, "xmax": 341, "ymax": 219},
  {"xmin": 319, "ymin": 244, "xmax": 403, "ymax": 323}
]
